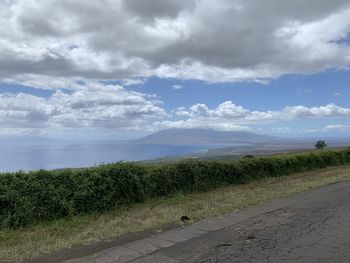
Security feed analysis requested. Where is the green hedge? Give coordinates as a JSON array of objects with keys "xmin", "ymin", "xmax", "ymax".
[{"xmin": 1, "ymin": 149, "xmax": 350, "ymax": 228}]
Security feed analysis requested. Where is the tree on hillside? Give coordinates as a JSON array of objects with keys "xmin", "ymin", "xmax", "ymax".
[{"xmin": 315, "ymin": 140, "xmax": 327, "ymax": 150}]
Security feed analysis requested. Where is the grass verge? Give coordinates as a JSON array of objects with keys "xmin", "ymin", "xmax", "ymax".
[{"xmin": 1, "ymin": 165, "xmax": 350, "ymax": 262}]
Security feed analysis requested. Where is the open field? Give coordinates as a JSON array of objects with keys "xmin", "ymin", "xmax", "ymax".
[{"xmin": 1, "ymin": 165, "xmax": 350, "ymax": 262}]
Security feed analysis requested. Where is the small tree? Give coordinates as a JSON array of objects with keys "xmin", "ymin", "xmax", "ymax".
[{"xmin": 315, "ymin": 140, "xmax": 327, "ymax": 150}]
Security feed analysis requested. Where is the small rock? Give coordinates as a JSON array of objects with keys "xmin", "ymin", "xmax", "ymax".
[
  {"xmin": 246, "ymin": 235, "xmax": 255, "ymax": 240},
  {"xmin": 181, "ymin": 215, "xmax": 191, "ymax": 222}
]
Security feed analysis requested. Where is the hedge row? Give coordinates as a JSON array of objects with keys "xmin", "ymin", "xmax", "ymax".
[{"xmin": 1, "ymin": 149, "xmax": 350, "ymax": 228}]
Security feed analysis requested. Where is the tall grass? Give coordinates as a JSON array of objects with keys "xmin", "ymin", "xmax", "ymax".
[{"xmin": 1, "ymin": 149, "xmax": 350, "ymax": 228}]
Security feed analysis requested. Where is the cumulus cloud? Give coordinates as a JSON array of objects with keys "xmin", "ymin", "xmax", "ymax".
[
  {"xmin": 1, "ymin": 1, "xmax": 350, "ymax": 136},
  {"xmin": 0, "ymin": 82, "xmax": 166, "ymax": 135},
  {"xmin": 172, "ymin": 101, "xmax": 350, "ymax": 128},
  {"xmin": 1, "ymin": 88, "xmax": 349, "ymax": 135},
  {"xmin": 0, "ymin": 0, "xmax": 350, "ymax": 83}
]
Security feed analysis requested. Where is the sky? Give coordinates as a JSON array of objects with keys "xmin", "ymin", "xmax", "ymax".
[{"xmin": 0, "ymin": 0, "xmax": 350, "ymax": 140}]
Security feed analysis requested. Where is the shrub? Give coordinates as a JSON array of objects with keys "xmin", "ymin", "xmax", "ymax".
[{"xmin": 0, "ymin": 149, "xmax": 349, "ymax": 228}]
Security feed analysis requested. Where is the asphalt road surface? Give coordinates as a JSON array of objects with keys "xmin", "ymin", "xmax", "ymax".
[
  {"xmin": 35, "ymin": 180, "xmax": 350, "ymax": 263},
  {"xmin": 132, "ymin": 181, "xmax": 350, "ymax": 263}
]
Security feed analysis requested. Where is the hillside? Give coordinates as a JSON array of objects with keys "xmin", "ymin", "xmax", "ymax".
[{"xmin": 135, "ymin": 128, "xmax": 281, "ymax": 145}]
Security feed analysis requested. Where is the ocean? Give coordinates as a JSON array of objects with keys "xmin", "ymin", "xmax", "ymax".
[{"xmin": 0, "ymin": 142, "xmax": 218, "ymax": 172}]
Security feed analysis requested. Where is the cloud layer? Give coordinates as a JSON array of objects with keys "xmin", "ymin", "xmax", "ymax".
[
  {"xmin": 1, "ymin": 1, "xmax": 350, "ymax": 136},
  {"xmin": 1, "ymin": 0, "xmax": 350, "ymax": 83},
  {"xmin": 0, "ymin": 82, "xmax": 165, "ymax": 135},
  {"xmin": 163, "ymin": 101, "xmax": 350, "ymax": 131},
  {"xmin": 0, "ymin": 82, "xmax": 349, "ymax": 136}
]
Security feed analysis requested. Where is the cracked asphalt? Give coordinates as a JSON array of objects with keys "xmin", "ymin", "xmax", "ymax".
[{"xmin": 159, "ymin": 182, "xmax": 350, "ymax": 263}]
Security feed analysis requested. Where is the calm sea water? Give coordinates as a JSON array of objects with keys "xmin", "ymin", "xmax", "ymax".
[{"xmin": 0, "ymin": 142, "xmax": 222, "ymax": 172}]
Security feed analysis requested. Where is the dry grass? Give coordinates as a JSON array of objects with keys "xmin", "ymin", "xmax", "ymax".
[{"xmin": 1, "ymin": 165, "xmax": 350, "ymax": 262}]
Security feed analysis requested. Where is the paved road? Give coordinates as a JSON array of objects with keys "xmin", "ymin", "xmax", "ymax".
[{"xmin": 55, "ymin": 181, "xmax": 350, "ymax": 263}]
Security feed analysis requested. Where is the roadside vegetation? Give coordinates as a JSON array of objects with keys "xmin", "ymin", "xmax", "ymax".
[
  {"xmin": 1, "ymin": 149, "xmax": 350, "ymax": 229},
  {"xmin": 1, "ymin": 164, "xmax": 350, "ymax": 262}
]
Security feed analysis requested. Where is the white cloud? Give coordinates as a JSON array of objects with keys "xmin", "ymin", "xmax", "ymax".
[
  {"xmin": 172, "ymin": 101, "xmax": 350, "ymax": 129},
  {"xmin": 0, "ymin": 88, "xmax": 349, "ymax": 135},
  {"xmin": 0, "ymin": 82, "xmax": 166, "ymax": 135},
  {"xmin": 291, "ymin": 124, "xmax": 350, "ymax": 134},
  {"xmin": 325, "ymin": 124, "xmax": 345, "ymax": 129},
  {"xmin": 172, "ymin": 84, "xmax": 184, "ymax": 90},
  {"xmin": 277, "ymin": 104, "xmax": 350, "ymax": 119},
  {"xmin": 122, "ymin": 78, "xmax": 146, "ymax": 86},
  {"xmin": 0, "ymin": 93, "xmax": 54, "ymax": 126},
  {"xmin": 1, "ymin": 0, "xmax": 350, "ymax": 137},
  {"xmin": 324, "ymin": 124, "xmax": 350, "ymax": 131},
  {"xmin": 0, "ymin": 0, "xmax": 350, "ymax": 83},
  {"xmin": 156, "ymin": 120, "xmax": 251, "ymax": 132},
  {"xmin": 2, "ymin": 74, "xmax": 84, "ymax": 90},
  {"xmin": 272, "ymin": 127, "xmax": 291, "ymax": 131}
]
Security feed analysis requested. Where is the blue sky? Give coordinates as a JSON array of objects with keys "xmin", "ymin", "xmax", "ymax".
[
  {"xmin": 136, "ymin": 71, "xmax": 350, "ymax": 137},
  {"xmin": 108, "ymin": 69, "xmax": 349, "ymax": 138},
  {"xmin": 137, "ymin": 71, "xmax": 350, "ymax": 111},
  {"xmin": 0, "ymin": 0, "xmax": 350, "ymax": 139}
]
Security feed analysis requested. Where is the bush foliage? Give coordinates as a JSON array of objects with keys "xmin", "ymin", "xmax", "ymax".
[{"xmin": 1, "ymin": 149, "xmax": 350, "ymax": 228}]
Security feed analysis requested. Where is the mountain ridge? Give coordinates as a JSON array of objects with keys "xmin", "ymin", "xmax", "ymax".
[{"xmin": 134, "ymin": 128, "xmax": 281, "ymax": 145}]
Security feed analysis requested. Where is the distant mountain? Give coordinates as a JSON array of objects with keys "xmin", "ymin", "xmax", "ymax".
[{"xmin": 134, "ymin": 128, "xmax": 281, "ymax": 145}]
